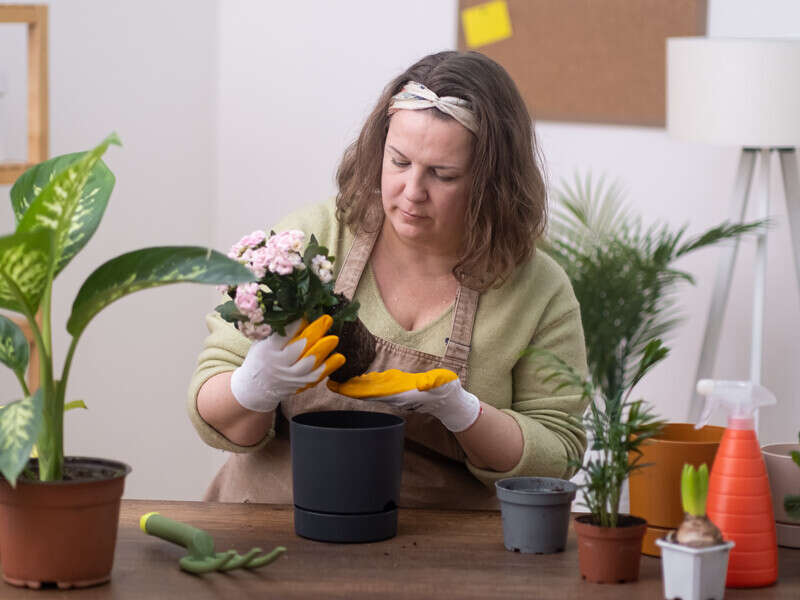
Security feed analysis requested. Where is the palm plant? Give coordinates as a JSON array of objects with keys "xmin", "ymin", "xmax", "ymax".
[
  {"xmin": 543, "ymin": 173, "xmax": 763, "ymax": 403},
  {"xmin": 522, "ymin": 173, "xmax": 762, "ymax": 527},
  {"xmin": 523, "ymin": 340, "xmax": 668, "ymax": 527},
  {"xmin": 0, "ymin": 134, "xmax": 253, "ymax": 486}
]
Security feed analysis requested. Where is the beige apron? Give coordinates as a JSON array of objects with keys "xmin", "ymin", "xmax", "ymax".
[{"xmin": 205, "ymin": 227, "xmax": 499, "ymax": 510}]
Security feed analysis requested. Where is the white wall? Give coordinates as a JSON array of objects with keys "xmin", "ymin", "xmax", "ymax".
[
  {"xmin": 1, "ymin": 0, "xmax": 799, "ymax": 501},
  {"xmin": 217, "ymin": 0, "xmax": 800, "ymax": 444},
  {"xmin": 0, "ymin": 0, "xmax": 221, "ymax": 499}
]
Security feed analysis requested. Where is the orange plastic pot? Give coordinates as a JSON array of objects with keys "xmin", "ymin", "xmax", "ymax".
[
  {"xmin": 628, "ymin": 423, "xmax": 724, "ymax": 556},
  {"xmin": 0, "ymin": 457, "xmax": 130, "ymax": 590},
  {"xmin": 574, "ymin": 515, "xmax": 647, "ymax": 583}
]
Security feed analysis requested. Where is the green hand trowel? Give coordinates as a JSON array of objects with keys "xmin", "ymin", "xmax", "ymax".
[{"xmin": 140, "ymin": 512, "xmax": 286, "ymax": 574}]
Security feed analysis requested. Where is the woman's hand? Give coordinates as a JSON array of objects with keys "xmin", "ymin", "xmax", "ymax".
[
  {"xmin": 231, "ymin": 315, "xmax": 345, "ymax": 412},
  {"xmin": 327, "ymin": 368, "xmax": 480, "ymax": 432}
]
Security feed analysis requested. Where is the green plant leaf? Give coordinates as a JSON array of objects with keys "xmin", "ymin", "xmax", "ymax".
[
  {"xmin": 791, "ymin": 449, "xmax": 800, "ymax": 468},
  {"xmin": 545, "ymin": 172, "xmax": 762, "ymax": 403},
  {"xmin": 10, "ymin": 150, "xmax": 114, "ymax": 228},
  {"xmin": 681, "ymin": 464, "xmax": 695, "ymax": 515},
  {"xmin": 14, "ymin": 134, "xmax": 119, "ymax": 278},
  {"xmin": 64, "ymin": 400, "xmax": 87, "ymax": 411},
  {"xmin": 67, "ymin": 247, "xmax": 254, "ymax": 338},
  {"xmin": 0, "ymin": 228, "xmax": 55, "ymax": 316},
  {"xmin": 786, "ymin": 494, "xmax": 800, "ymax": 520},
  {"xmin": 697, "ymin": 463, "xmax": 709, "ymax": 517},
  {"xmin": 0, "ymin": 389, "xmax": 43, "ymax": 486},
  {"xmin": 215, "ymin": 300, "xmax": 247, "ymax": 324},
  {"xmin": 0, "ymin": 314, "xmax": 30, "ymax": 377}
]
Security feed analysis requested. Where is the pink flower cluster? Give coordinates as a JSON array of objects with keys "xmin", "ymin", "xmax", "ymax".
[
  {"xmin": 219, "ymin": 229, "xmax": 337, "ymax": 341},
  {"xmin": 232, "ymin": 281, "xmax": 272, "ymax": 340},
  {"xmin": 228, "ymin": 229, "xmax": 306, "ymax": 278}
]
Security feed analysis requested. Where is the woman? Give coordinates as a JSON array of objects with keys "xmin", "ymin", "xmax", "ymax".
[{"xmin": 187, "ymin": 51, "xmax": 588, "ymax": 509}]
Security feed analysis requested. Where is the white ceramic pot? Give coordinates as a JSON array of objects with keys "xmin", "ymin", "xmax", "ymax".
[
  {"xmin": 762, "ymin": 442, "xmax": 800, "ymax": 548},
  {"xmin": 656, "ymin": 538, "xmax": 734, "ymax": 600}
]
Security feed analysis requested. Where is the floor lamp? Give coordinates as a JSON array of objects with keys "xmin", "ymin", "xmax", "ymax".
[{"xmin": 667, "ymin": 37, "xmax": 800, "ymax": 427}]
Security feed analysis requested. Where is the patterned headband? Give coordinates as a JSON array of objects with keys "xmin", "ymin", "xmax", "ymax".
[{"xmin": 387, "ymin": 81, "xmax": 478, "ymax": 135}]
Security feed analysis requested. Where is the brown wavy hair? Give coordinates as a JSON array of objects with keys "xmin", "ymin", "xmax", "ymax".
[{"xmin": 335, "ymin": 51, "xmax": 546, "ymax": 291}]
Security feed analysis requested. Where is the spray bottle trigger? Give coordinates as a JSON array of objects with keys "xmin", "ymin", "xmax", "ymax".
[{"xmin": 695, "ymin": 379, "xmax": 717, "ymax": 430}]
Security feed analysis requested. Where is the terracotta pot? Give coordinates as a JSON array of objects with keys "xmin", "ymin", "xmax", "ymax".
[
  {"xmin": 0, "ymin": 457, "xmax": 130, "ymax": 590},
  {"xmin": 574, "ymin": 514, "xmax": 647, "ymax": 583},
  {"xmin": 628, "ymin": 423, "xmax": 724, "ymax": 556}
]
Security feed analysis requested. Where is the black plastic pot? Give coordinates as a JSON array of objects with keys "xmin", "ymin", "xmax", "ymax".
[
  {"xmin": 495, "ymin": 477, "xmax": 577, "ymax": 554},
  {"xmin": 290, "ymin": 410, "xmax": 404, "ymax": 543}
]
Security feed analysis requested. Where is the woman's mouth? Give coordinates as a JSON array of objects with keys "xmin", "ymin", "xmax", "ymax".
[{"xmin": 399, "ymin": 208, "xmax": 426, "ymax": 219}]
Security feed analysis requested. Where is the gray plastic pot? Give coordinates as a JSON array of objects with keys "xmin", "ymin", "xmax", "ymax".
[{"xmin": 495, "ymin": 477, "xmax": 577, "ymax": 554}]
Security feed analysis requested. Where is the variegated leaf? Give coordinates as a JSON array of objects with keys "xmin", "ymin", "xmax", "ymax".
[
  {"xmin": 10, "ymin": 151, "xmax": 113, "ymax": 227},
  {"xmin": 0, "ymin": 229, "xmax": 55, "ymax": 316},
  {"xmin": 67, "ymin": 246, "xmax": 254, "ymax": 338},
  {"xmin": 0, "ymin": 389, "xmax": 43, "ymax": 486},
  {"xmin": 15, "ymin": 133, "xmax": 120, "ymax": 277},
  {"xmin": 0, "ymin": 314, "xmax": 30, "ymax": 377}
]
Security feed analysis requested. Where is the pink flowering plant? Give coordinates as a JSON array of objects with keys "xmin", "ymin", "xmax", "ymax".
[{"xmin": 216, "ymin": 230, "xmax": 358, "ymax": 338}]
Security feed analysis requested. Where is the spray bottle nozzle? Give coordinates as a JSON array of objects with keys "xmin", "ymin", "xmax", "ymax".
[{"xmin": 694, "ymin": 379, "xmax": 776, "ymax": 430}]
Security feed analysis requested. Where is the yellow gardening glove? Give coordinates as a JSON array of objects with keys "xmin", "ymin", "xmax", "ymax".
[
  {"xmin": 231, "ymin": 315, "xmax": 345, "ymax": 412},
  {"xmin": 327, "ymin": 368, "xmax": 481, "ymax": 432}
]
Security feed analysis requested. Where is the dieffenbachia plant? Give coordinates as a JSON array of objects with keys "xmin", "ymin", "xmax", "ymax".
[{"xmin": 0, "ymin": 134, "xmax": 254, "ymax": 485}]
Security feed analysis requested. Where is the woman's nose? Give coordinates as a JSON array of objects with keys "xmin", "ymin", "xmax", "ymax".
[{"xmin": 404, "ymin": 168, "xmax": 427, "ymax": 202}]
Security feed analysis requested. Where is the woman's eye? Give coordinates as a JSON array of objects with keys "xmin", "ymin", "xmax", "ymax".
[
  {"xmin": 435, "ymin": 172, "xmax": 457, "ymax": 182},
  {"xmin": 391, "ymin": 158, "xmax": 410, "ymax": 167}
]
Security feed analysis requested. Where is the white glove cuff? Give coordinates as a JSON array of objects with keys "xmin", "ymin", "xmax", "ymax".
[
  {"xmin": 230, "ymin": 366, "xmax": 283, "ymax": 413},
  {"xmin": 439, "ymin": 390, "xmax": 481, "ymax": 433}
]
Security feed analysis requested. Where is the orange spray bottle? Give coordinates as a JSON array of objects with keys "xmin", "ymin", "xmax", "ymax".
[{"xmin": 695, "ymin": 379, "xmax": 778, "ymax": 588}]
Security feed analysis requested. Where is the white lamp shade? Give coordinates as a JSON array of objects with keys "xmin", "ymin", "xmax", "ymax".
[{"xmin": 667, "ymin": 37, "xmax": 800, "ymax": 147}]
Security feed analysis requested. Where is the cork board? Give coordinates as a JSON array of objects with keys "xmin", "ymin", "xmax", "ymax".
[{"xmin": 457, "ymin": 0, "xmax": 707, "ymax": 127}]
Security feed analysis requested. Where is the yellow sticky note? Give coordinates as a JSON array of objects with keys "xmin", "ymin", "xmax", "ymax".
[{"xmin": 461, "ymin": 0, "xmax": 513, "ymax": 49}]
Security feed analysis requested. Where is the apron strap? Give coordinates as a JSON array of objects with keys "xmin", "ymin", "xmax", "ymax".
[
  {"xmin": 333, "ymin": 227, "xmax": 380, "ymax": 300},
  {"xmin": 334, "ymin": 224, "xmax": 479, "ymax": 375},
  {"xmin": 441, "ymin": 285, "xmax": 479, "ymax": 374}
]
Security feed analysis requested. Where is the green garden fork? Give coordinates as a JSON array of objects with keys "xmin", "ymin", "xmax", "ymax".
[{"xmin": 140, "ymin": 512, "xmax": 286, "ymax": 574}]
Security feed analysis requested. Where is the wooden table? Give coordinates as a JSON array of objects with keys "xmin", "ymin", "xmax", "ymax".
[{"xmin": 3, "ymin": 500, "xmax": 799, "ymax": 598}]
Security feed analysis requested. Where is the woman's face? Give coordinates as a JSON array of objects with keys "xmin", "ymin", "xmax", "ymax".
[{"xmin": 380, "ymin": 109, "xmax": 473, "ymax": 255}]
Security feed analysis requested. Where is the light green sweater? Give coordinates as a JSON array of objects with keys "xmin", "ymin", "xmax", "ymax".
[{"xmin": 187, "ymin": 200, "xmax": 589, "ymax": 487}]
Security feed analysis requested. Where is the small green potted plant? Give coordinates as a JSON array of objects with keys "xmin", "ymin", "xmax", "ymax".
[
  {"xmin": 525, "ymin": 339, "xmax": 668, "ymax": 583},
  {"xmin": 215, "ymin": 229, "xmax": 375, "ymax": 380},
  {"xmin": 0, "ymin": 134, "xmax": 253, "ymax": 589},
  {"xmin": 656, "ymin": 463, "xmax": 734, "ymax": 600},
  {"xmin": 544, "ymin": 173, "xmax": 762, "ymax": 555}
]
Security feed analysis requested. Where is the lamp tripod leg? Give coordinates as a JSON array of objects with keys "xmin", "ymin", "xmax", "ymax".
[
  {"xmin": 778, "ymin": 149, "xmax": 800, "ymax": 297},
  {"xmin": 687, "ymin": 149, "xmax": 758, "ymax": 423},
  {"xmin": 750, "ymin": 149, "xmax": 773, "ymax": 435},
  {"xmin": 751, "ymin": 149, "xmax": 771, "ymax": 388}
]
